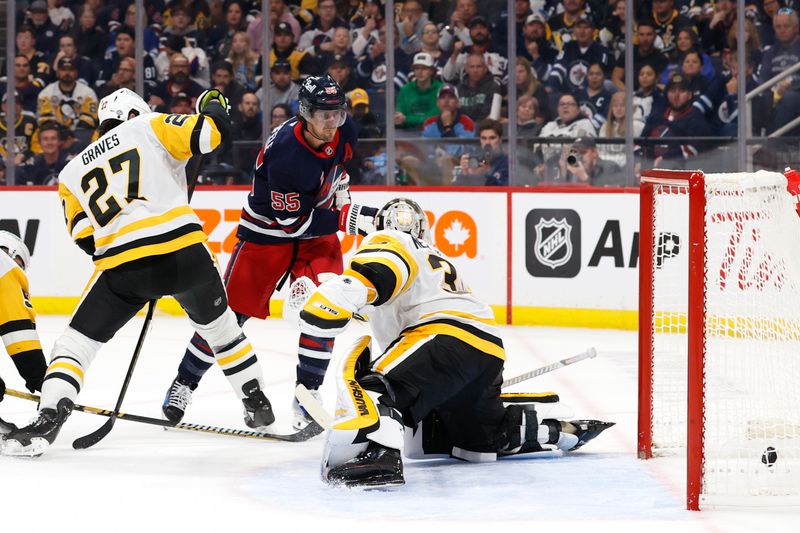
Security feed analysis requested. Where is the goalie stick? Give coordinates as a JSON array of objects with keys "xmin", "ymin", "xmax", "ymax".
[
  {"xmin": 501, "ymin": 347, "xmax": 597, "ymax": 388},
  {"xmin": 5, "ymin": 388, "xmax": 322, "ymax": 443},
  {"xmin": 294, "ymin": 348, "xmax": 598, "ymax": 429}
]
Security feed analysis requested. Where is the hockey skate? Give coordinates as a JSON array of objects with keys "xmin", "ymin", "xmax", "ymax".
[
  {"xmin": 241, "ymin": 379, "xmax": 275, "ymax": 429},
  {"xmin": 566, "ymin": 420, "xmax": 615, "ymax": 451},
  {"xmin": 0, "ymin": 416, "xmax": 17, "ymax": 436},
  {"xmin": 326, "ymin": 441, "xmax": 405, "ymax": 488},
  {"xmin": 1, "ymin": 398, "xmax": 74, "ymax": 457},
  {"xmin": 162, "ymin": 375, "xmax": 197, "ymax": 423},
  {"xmin": 291, "ymin": 387, "xmax": 321, "ymax": 430}
]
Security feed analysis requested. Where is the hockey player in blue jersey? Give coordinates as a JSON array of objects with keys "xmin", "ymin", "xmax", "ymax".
[{"xmin": 162, "ymin": 74, "xmax": 379, "ymax": 430}]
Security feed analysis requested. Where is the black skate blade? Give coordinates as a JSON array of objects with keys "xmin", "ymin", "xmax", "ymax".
[{"xmin": 569, "ymin": 420, "xmax": 615, "ymax": 451}]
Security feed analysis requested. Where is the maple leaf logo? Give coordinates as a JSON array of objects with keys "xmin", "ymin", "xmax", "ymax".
[{"xmin": 443, "ymin": 219, "xmax": 470, "ymax": 251}]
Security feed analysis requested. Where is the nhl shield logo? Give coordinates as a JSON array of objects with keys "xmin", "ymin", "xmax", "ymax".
[{"xmin": 534, "ymin": 218, "xmax": 573, "ymax": 269}]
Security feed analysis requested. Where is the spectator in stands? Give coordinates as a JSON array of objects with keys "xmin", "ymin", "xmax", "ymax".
[
  {"xmin": 457, "ymin": 52, "xmax": 503, "ymax": 122},
  {"xmin": 515, "ymin": 57, "xmax": 551, "ymax": 124},
  {"xmin": 439, "ymin": 0, "xmax": 479, "ymax": 53},
  {"xmin": 442, "ymin": 16, "xmax": 508, "ymax": 84},
  {"xmin": 270, "ymin": 21, "xmax": 319, "ymax": 82},
  {"xmin": 678, "ymin": 51, "xmax": 712, "ymax": 100},
  {"xmin": 419, "ymin": 84, "xmax": 475, "ymax": 182},
  {"xmin": 417, "ymin": 21, "xmax": 449, "ymax": 73},
  {"xmin": 18, "ymin": 122, "xmax": 71, "ymax": 186},
  {"xmin": 549, "ymin": 15, "xmax": 613, "ymax": 94},
  {"xmin": 163, "ymin": 4, "xmax": 204, "ymax": 48},
  {"xmin": 611, "ymin": 19, "xmax": 668, "ymax": 91},
  {"xmin": 599, "ymin": 0, "xmax": 627, "ymax": 61},
  {"xmin": 633, "ymin": 64, "xmax": 667, "ymax": 125},
  {"xmin": 354, "ymin": 27, "xmax": 410, "ymax": 124},
  {"xmin": 156, "ymin": 35, "xmax": 211, "ymax": 89},
  {"xmin": 659, "ymin": 28, "xmax": 717, "ymax": 86},
  {"xmin": 226, "ymin": 31, "xmax": 260, "ymax": 91},
  {"xmin": 269, "ymin": 59, "xmax": 300, "ymax": 113},
  {"xmin": 760, "ymin": 7, "xmax": 800, "ymax": 90},
  {"xmin": 642, "ymin": 73, "xmax": 716, "ymax": 166},
  {"xmin": 519, "ymin": 13, "xmax": 557, "ymax": 82},
  {"xmin": 561, "ymin": 136, "xmax": 624, "ymax": 186},
  {"xmin": 298, "ymin": 0, "xmax": 349, "ymax": 58},
  {"xmin": 0, "ymin": 55, "xmax": 43, "ymax": 115},
  {"xmin": 97, "ymin": 26, "xmax": 158, "ymax": 93},
  {"xmin": 206, "ymin": 0, "xmax": 248, "ymax": 60},
  {"xmin": 150, "ymin": 54, "xmax": 205, "ymax": 112},
  {"xmin": 48, "ymin": 0, "xmax": 75, "ymax": 32},
  {"xmin": 319, "ymin": 27, "xmax": 356, "ymax": 72},
  {"xmin": 598, "ymin": 91, "xmax": 644, "ymax": 168},
  {"xmin": 37, "ymin": 57, "xmax": 98, "ymax": 137},
  {"xmin": 577, "ymin": 63, "xmax": 615, "ymax": 131},
  {"xmin": 548, "ymin": 0, "xmax": 596, "ymax": 50},
  {"xmin": 271, "ymin": 103, "xmax": 291, "ymax": 130},
  {"xmin": 210, "ymin": 61, "xmax": 245, "ymax": 114},
  {"xmin": 516, "ymin": 95, "xmax": 542, "ymax": 135},
  {"xmin": 96, "ymin": 57, "xmax": 136, "ymax": 99},
  {"xmin": 727, "ymin": 18, "xmax": 763, "ymax": 69},
  {"xmin": 234, "ymin": 91, "xmax": 262, "ymax": 140},
  {"xmin": 454, "ymin": 118, "xmax": 508, "ymax": 186},
  {"xmin": 395, "ymin": 52, "xmax": 443, "ymax": 130},
  {"xmin": 0, "ymin": 92, "xmax": 40, "ymax": 168},
  {"xmin": 757, "ymin": 0, "xmax": 780, "ymax": 47},
  {"xmin": 52, "ymin": 34, "xmax": 95, "ymax": 87},
  {"xmin": 351, "ymin": 0, "xmax": 386, "ymax": 58},
  {"xmin": 491, "ymin": 0, "xmax": 533, "ymax": 56},
  {"xmin": 326, "ymin": 55, "xmax": 359, "ymax": 93},
  {"xmin": 167, "ymin": 0, "xmax": 212, "ymax": 32},
  {"xmin": 651, "ymin": 0, "xmax": 696, "ymax": 53},
  {"xmin": 347, "ymin": 88, "xmax": 383, "ymax": 138},
  {"xmin": 114, "ymin": 3, "xmax": 159, "ymax": 56},
  {"xmin": 247, "ymin": 0, "xmax": 301, "ymax": 52},
  {"xmin": 701, "ymin": 0, "xmax": 737, "ymax": 55},
  {"xmin": 397, "ymin": 0, "xmax": 429, "ymax": 55},
  {"xmin": 73, "ymin": 5, "xmax": 107, "ymax": 64},
  {"xmin": 537, "ymin": 93, "xmax": 597, "ymax": 180},
  {"xmin": 26, "ymin": 0, "xmax": 61, "ymax": 57},
  {"xmin": 15, "ymin": 26, "xmax": 51, "ymax": 87}
]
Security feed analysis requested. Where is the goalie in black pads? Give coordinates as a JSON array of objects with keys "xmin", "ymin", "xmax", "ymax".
[{"xmin": 298, "ymin": 198, "xmax": 614, "ymax": 487}]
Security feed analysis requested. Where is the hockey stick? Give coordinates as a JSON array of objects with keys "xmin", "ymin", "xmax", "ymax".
[
  {"xmin": 295, "ymin": 384, "xmax": 333, "ymax": 429},
  {"xmin": 73, "ymin": 153, "xmax": 208, "ymax": 450},
  {"xmin": 7, "ymin": 388, "xmax": 322, "ymax": 443},
  {"xmin": 501, "ymin": 347, "xmax": 597, "ymax": 388}
]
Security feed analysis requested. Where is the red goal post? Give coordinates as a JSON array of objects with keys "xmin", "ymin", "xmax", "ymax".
[{"xmin": 638, "ymin": 169, "xmax": 800, "ymax": 510}]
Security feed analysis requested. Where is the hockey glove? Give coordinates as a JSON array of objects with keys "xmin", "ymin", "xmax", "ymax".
[
  {"xmin": 339, "ymin": 204, "xmax": 378, "ymax": 236},
  {"xmin": 335, "ymin": 171, "xmax": 351, "ymax": 209},
  {"xmin": 196, "ymin": 88, "xmax": 231, "ymax": 115}
]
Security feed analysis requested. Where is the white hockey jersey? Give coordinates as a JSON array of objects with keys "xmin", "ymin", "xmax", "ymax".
[
  {"xmin": 299, "ymin": 230, "xmax": 505, "ymax": 373},
  {"xmin": 58, "ymin": 111, "xmax": 221, "ymax": 270}
]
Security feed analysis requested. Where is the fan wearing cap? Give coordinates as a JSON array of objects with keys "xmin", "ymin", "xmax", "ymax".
[
  {"xmin": 442, "ymin": 15, "xmax": 509, "ymax": 84},
  {"xmin": 269, "ymin": 59, "xmax": 300, "ymax": 112},
  {"xmin": 0, "ymin": 231, "xmax": 47, "ymax": 432},
  {"xmin": 395, "ymin": 52, "xmax": 443, "ymax": 129},
  {"xmin": 0, "ymin": 91, "xmax": 41, "ymax": 167},
  {"xmin": 347, "ymin": 88, "xmax": 382, "ymax": 139},
  {"xmin": 548, "ymin": 15, "xmax": 612, "ymax": 94},
  {"xmin": 561, "ymin": 137, "xmax": 624, "ymax": 186},
  {"xmin": 37, "ymin": 56, "xmax": 99, "ymax": 133},
  {"xmin": 547, "ymin": 0, "xmax": 597, "ymax": 50},
  {"xmin": 164, "ymin": 75, "xmax": 373, "ymax": 431},
  {"xmin": 25, "ymin": 0, "xmax": 61, "ymax": 57},
  {"xmin": 642, "ymin": 73, "xmax": 715, "ymax": 163},
  {"xmin": 269, "ymin": 21, "xmax": 319, "ymax": 82},
  {"xmin": 520, "ymin": 13, "xmax": 558, "ymax": 80}
]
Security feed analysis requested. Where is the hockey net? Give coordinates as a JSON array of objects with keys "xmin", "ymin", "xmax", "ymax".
[{"xmin": 638, "ymin": 169, "xmax": 800, "ymax": 509}]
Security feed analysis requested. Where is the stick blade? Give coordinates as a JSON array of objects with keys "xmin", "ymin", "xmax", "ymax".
[{"xmin": 72, "ymin": 418, "xmax": 115, "ymax": 450}]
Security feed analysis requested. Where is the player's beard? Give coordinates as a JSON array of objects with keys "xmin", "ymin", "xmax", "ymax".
[{"xmin": 305, "ymin": 122, "xmax": 336, "ymax": 145}]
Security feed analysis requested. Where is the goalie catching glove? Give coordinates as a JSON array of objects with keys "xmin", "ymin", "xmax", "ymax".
[
  {"xmin": 339, "ymin": 204, "xmax": 378, "ymax": 236},
  {"xmin": 196, "ymin": 88, "xmax": 231, "ymax": 115}
]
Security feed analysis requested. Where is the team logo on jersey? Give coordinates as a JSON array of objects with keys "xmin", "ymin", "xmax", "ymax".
[
  {"xmin": 526, "ymin": 209, "xmax": 581, "ymax": 278},
  {"xmin": 568, "ymin": 62, "xmax": 589, "ymax": 89}
]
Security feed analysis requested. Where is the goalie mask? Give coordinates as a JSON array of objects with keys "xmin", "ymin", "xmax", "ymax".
[
  {"xmin": 375, "ymin": 198, "xmax": 430, "ymax": 242},
  {"xmin": 0, "ymin": 230, "xmax": 31, "ymax": 271},
  {"xmin": 98, "ymin": 88, "xmax": 150, "ymax": 125}
]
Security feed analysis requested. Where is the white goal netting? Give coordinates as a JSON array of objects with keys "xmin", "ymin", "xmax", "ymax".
[{"xmin": 647, "ymin": 171, "xmax": 800, "ymax": 506}]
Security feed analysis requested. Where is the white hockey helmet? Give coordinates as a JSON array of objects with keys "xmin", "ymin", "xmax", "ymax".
[
  {"xmin": 375, "ymin": 198, "xmax": 430, "ymax": 242},
  {"xmin": 98, "ymin": 88, "xmax": 150, "ymax": 125},
  {"xmin": 0, "ymin": 230, "xmax": 31, "ymax": 271}
]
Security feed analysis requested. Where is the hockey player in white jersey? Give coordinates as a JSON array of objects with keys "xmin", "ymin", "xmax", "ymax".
[
  {"xmin": 298, "ymin": 198, "xmax": 614, "ymax": 487},
  {"xmin": 1, "ymin": 88, "xmax": 275, "ymax": 457}
]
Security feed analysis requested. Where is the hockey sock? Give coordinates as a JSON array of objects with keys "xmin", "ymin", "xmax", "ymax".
[
  {"xmin": 296, "ymin": 333, "xmax": 333, "ymax": 389},
  {"xmin": 179, "ymin": 312, "xmax": 249, "ymax": 385}
]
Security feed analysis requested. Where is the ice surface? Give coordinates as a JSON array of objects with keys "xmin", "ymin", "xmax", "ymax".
[{"xmin": 1, "ymin": 315, "xmax": 797, "ymax": 532}]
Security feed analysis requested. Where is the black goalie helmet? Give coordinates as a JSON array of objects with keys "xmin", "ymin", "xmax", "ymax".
[
  {"xmin": 298, "ymin": 74, "xmax": 347, "ymax": 127},
  {"xmin": 375, "ymin": 198, "xmax": 431, "ymax": 242}
]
